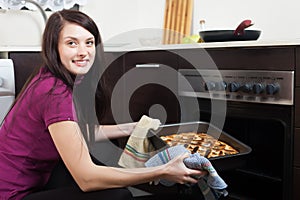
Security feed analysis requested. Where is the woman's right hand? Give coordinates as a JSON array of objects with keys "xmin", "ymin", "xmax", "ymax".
[{"xmin": 161, "ymin": 153, "xmax": 207, "ymax": 184}]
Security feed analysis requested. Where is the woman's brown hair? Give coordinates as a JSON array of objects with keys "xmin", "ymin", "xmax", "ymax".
[{"xmin": 7, "ymin": 9, "xmax": 107, "ymax": 144}]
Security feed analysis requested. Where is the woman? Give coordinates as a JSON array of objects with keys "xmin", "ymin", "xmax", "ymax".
[{"xmin": 0, "ymin": 9, "xmax": 205, "ymax": 200}]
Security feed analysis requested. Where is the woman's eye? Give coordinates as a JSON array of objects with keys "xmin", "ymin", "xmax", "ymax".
[
  {"xmin": 67, "ymin": 41, "xmax": 77, "ymax": 46},
  {"xmin": 87, "ymin": 40, "xmax": 94, "ymax": 46}
]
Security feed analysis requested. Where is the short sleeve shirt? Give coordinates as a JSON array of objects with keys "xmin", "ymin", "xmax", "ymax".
[{"xmin": 0, "ymin": 68, "xmax": 77, "ymax": 200}]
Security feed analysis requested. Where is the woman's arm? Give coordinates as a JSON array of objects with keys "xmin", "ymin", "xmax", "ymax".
[
  {"xmin": 94, "ymin": 123, "xmax": 137, "ymax": 141},
  {"xmin": 48, "ymin": 121, "xmax": 205, "ymax": 192}
]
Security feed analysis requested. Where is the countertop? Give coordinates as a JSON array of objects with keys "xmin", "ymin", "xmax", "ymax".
[
  {"xmin": 1, "ymin": 39, "xmax": 300, "ymax": 55},
  {"xmin": 103, "ymin": 39, "xmax": 300, "ymax": 52}
]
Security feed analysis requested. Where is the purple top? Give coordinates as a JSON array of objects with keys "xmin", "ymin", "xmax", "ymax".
[{"xmin": 0, "ymin": 68, "xmax": 77, "ymax": 200}]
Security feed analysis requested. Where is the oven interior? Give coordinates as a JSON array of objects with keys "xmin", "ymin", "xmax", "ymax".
[{"xmin": 180, "ymin": 97, "xmax": 293, "ymax": 200}]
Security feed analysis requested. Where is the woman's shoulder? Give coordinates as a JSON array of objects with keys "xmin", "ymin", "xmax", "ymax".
[{"xmin": 33, "ymin": 68, "xmax": 72, "ymax": 95}]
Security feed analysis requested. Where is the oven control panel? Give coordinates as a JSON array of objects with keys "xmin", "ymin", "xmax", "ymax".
[{"xmin": 178, "ymin": 69, "xmax": 294, "ymax": 105}]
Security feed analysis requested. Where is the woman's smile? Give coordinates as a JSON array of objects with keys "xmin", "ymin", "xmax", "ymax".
[{"xmin": 72, "ymin": 59, "xmax": 90, "ymax": 67}]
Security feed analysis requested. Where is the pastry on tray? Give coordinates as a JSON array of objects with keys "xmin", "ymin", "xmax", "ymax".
[{"xmin": 159, "ymin": 132, "xmax": 239, "ymax": 158}]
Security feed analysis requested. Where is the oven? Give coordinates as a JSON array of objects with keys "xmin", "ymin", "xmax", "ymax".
[{"xmin": 178, "ymin": 69, "xmax": 294, "ymax": 200}]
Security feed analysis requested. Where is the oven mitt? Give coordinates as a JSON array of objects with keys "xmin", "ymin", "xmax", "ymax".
[
  {"xmin": 118, "ymin": 115, "xmax": 161, "ymax": 168},
  {"xmin": 145, "ymin": 145, "xmax": 228, "ymax": 200},
  {"xmin": 185, "ymin": 153, "xmax": 227, "ymax": 190},
  {"xmin": 145, "ymin": 144, "xmax": 189, "ymax": 186}
]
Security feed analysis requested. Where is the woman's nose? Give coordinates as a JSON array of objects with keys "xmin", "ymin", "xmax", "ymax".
[{"xmin": 77, "ymin": 45, "xmax": 88, "ymax": 56}]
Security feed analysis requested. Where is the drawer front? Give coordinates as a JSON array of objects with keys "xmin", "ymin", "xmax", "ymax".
[
  {"xmin": 124, "ymin": 51, "xmax": 179, "ymax": 123},
  {"xmin": 124, "ymin": 50, "xmax": 178, "ymax": 70}
]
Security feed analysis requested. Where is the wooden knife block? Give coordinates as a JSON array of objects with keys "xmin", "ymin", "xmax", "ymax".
[{"xmin": 163, "ymin": 0, "xmax": 194, "ymax": 44}]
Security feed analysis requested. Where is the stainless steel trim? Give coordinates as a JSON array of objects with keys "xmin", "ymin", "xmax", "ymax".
[{"xmin": 178, "ymin": 69, "xmax": 294, "ymax": 105}]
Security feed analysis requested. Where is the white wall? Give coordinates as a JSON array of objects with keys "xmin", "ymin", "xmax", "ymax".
[
  {"xmin": 0, "ymin": 0, "xmax": 299, "ymax": 46},
  {"xmin": 192, "ymin": 0, "xmax": 300, "ymax": 41},
  {"xmin": 80, "ymin": 0, "xmax": 165, "ymax": 44},
  {"xmin": 0, "ymin": 9, "xmax": 49, "ymax": 46},
  {"xmin": 84, "ymin": 0, "xmax": 300, "ymax": 41}
]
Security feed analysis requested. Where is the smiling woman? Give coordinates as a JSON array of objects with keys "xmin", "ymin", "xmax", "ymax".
[
  {"xmin": 0, "ymin": 9, "xmax": 133, "ymax": 200},
  {"xmin": 0, "ymin": 9, "xmax": 207, "ymax": 200}
]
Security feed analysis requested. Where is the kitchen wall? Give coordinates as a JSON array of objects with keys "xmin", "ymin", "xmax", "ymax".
[
  {"xmin": 0, "ymin": 0, "xmax": 299, "ymax": 46},
  {"xmin": 84, "ymin": 0, "xmax": 300, "ymax": 42},
  {"xmin": 0, "ymin": 9, "xmax": 48, "ymax": 46},
  {"xmin": 80, "ymin": 0, "xmax": 165, "ymax": 42},
  {"xmin": 193, "ymin": 0, "xmax": 300, "ymax": 41}
]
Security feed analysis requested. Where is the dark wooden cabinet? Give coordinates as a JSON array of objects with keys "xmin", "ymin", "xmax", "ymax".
[
  {"xmin": 296, "ymin": 48, "xmax": 300, "ymax": 87},
  {"xmin": 98, "ymin": 52, "xmax": 125, "ymax": 124},
  {"xmin": 123, "ymin": 50, "xmax": 179, "ymax": 124},
  {"xmin": 9, "ymin": 52, "xmax": 43, "ymax": 96},
  {"xmin": 295, "ymin": 128, "xmax": 300, "ymax": 167},
  {"xmin": 99, "ymin": 50, "xmax": 180, "ymax": 124},
  {"xmin": 296, "ymin": 88, "xmax": 300, "ymax": 127}
]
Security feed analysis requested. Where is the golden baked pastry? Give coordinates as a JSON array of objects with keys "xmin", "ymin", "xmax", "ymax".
[{"xmin": 159, "ymin": 132, "xmax": 239, "ymax": 158}]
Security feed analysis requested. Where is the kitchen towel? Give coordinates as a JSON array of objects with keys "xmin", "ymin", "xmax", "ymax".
[
  {"xmin": 145, "ymin": 145, "xmax": 228, "ymax": 200},
  {"xmin": 118, "ymin": 115, "xmax": 161, "ymax": 168}
]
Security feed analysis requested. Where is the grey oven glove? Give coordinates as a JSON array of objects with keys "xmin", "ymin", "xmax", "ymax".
[{"xmin": 145, "ymin": 145, "xmax": 228, "ymax": 200}]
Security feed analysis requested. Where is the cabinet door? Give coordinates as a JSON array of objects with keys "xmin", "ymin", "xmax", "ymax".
[
  {"xmin": 295, "ymin": 128, "xmax": 300, "ymax": 166},
  {"xmin": 97, "ymin": 52, "xmax": 125, "ymax": 124},
  {"xmin": 9, "ymin": 52, "xmax": 43, "ymax": 96},
  {"xmin": 296, "ymin": 47, "xmax": 300, "ymax": 188},
  {"xmin": 296, "ymin": 47, "xmax": 300, "ymax": 87},
  {"xmin": 123, "ymin": 51, "xmax": 179, "ymax": 124},
  {"xmin": 296, "ymin": 88, "xmax": 300, "ymax": 127},
  {"xmin": 295, "ymin": 127, "xmax": 300, "ymax": 200}
]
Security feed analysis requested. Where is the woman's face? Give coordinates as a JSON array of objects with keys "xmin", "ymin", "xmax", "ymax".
[{"xmin": 58, "ymin": 22, "xmax": 96, "ymax": 75}]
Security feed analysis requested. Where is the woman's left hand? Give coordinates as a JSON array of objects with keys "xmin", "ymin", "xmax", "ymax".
[{"xmin": 95, "ymin": 122, "xmax": 137, "ymax": 141}]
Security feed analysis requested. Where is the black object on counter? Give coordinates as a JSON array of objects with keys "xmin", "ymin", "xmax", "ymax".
[
  {"xmin": 199, "ymin": 30, "xmax": 261, "ymax": 42},
  {"xmin": 199, "ymin": 19, "xmax": 261, "ymax": 42}
]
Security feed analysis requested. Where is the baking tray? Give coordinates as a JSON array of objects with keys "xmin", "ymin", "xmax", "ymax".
[{"xmin": 147, "ymin": 121, "xmax": 252, "ymax": 171}]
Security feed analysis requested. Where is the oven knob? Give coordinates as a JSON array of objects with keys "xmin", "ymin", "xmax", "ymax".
[
  {"xmin": 229, "ymin": 82, "xmax": 240, "ymax": 92},
  {"xmin": 204, "ymin": 81, "xmax": 216, "ymax": 91},
  {"xmin": 215, "ymin": 81, "xmax": 227, "ymax": 91},
  {"xmin": 253, "ymin": 83, "xmax": 265, "ymax": 94},
  {"xmin": 241, "ymin": 83, "xmax": 253, "ymax": 93},
  {"xmin": 266, "ymin": 83, "xmax": 280, "ymax": 95}
]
